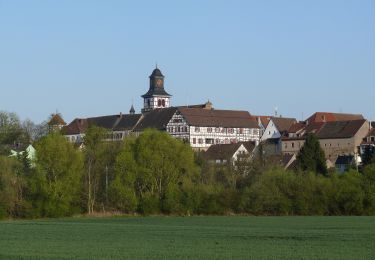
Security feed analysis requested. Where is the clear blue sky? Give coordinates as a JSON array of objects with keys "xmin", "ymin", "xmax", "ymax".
[{"xmin": 1, "ymin": 0, "xmax": 374, "ymax": 123}]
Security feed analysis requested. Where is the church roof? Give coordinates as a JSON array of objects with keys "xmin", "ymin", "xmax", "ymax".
[
  {"xmin": 141, "ymin": 88, "xmax": 171, "ymax": 98},
  {"xmin": 63, "ymin": 113, "xmax": 141, "ymax": 135},
  {"xmin": 113, "ymin": 114, "xmax": 142, "ymax": 131},
  {"xmin": 133, "ymin": 107, "xmax": 178, "ymax": 131},
  {"xmin": 150, "ymin": 68, "xmax": 163, "ymax": 77}
]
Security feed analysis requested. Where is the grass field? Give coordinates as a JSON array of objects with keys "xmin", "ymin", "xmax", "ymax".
[{"xmin": 0, "ymin": 216, "xmax": 374, "ymax": 259}]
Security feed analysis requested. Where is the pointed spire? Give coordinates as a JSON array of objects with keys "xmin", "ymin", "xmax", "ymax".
[{"xmin": 129, "ymin": 104, "xmax": 135, "ymax": 114}]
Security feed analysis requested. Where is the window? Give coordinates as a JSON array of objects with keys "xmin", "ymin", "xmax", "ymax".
[
  {"xmin": 193, "ymin": 138, "xmax": 196, "ymax": 144},
  {"xmin": 147, "ymin": 99, "xmax": 151, "ymax": 107},
  {"xmin": 216, "ymin": 139, "xmax": 220, "ymax": 144},
  {"xmin": 291, "ymin": 142, "xmax": 294, "ymax": 148},
  {"xmin": 269, "ymin": 131, "xmax": 271, "ymax": 135},
  {"xmin": 207, "ymin": 127, "xmax": 212, "ymax": 133},
  {"xmin": 158, "ymin": 99, "xmax": 162, "ymax": 107},
  {"xmin": 195, "ymin": 127, "xmax": 200, "ymax": 132},
  {"xmin": 198, "ymin": 138, "xmax": 203, "ymax": 144},
  {"xmin": 205, "ymin": 138, "xmax": 214, "ymax": 144},
  {"xmin": 285, "ymin": 143, "xmax": 287, "ymax": 149},
  {"xmin": 228, "ymin": 128, "xmax": 234, "ymax": 134},
  {"xmin": 371, "ymin": 137, "xmax": 375, "ymax": 142},
  {"xmin": 239, "ymin": 128, "xmax": 244, "ymax": 134},
  {"xmin": 215, "ymin": 127, "xmax": 220, "ymax": 133},
  {"xmin": 162, "ymin": 99, "xmax": 166, "ymax": 107}
]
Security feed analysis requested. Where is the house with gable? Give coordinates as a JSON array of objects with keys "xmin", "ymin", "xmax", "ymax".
[
  {"xmin": 203, "ymin": 141, "xmax": 256, "ymax": 164},
  {"xmin": 282, "ymin": 119, "xmax": 370, "ymax": 166},
  {"xmin": 259, "ymin": 117, "xmax": 297, "ymax": 154}
]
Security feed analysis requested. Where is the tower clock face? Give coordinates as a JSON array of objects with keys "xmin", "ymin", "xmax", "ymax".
[{"xmin": 156, "ymin": 79, "xmax": 163, "ymax": 87}]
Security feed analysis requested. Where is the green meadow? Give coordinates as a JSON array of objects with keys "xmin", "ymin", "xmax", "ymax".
[{"xmin": 0, "ymin": 216, "xmax": 374, "ymax": 259}]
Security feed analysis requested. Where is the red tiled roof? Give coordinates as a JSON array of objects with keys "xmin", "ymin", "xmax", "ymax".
[
  {"xmin": 271, "ymin": 117, "xmax": 297, "ymax": 133},
  {"xmin": 48, "ymin": 114, "xmax": 66, "ymax": 126},
  {"xmin": 288, "ymin": 122, "xmax": 305, "ymax": 133},
  {"xmin": 253, "ymin": 115, "xmax": 271, "ymax": 127},
  {"xmin": 306, "ymin": 112, "xmax": 363, "ymax": 124}
]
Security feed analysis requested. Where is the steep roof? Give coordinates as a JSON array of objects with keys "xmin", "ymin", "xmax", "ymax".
[
  {"xmin": 271, "ymin": 117, "xmax": 297, "ymax": 132},
  {"xmin": 178, "ymin": 108, "xmax": 259, "ymax": 128},
  {"xmin": 317, "ymin": 119, "xmax": 366, "ymax": 139},
  {"xmin": 204, "ymin": 141, "xmax": 255, "ymax": 161},
  {"xmin": 288, "ymin": 122, "xmax": 305, "ymax": 133},
  {"xmin": 63, "ymin": 113, "xmax": 141, "ymax": 135},
  {"xmin": 48, "ymin": 114, "xmax": 66, "ymax": 126},
  {"xmin": 254, "ymin": 115, "xmax": 271, "ymax": 128},
  {"xmin": 133, "ymin": 107, "xmax": 178, "ymax": 131},
  {"xmin": 62, "ymin": 118, "xmax": 89, "ymax": 135},
  {"xmin": 113, "ymin": 114, "xmax": 142, "ymax": 131},
  {"xmin": 306, "ymin": 112, "xmax": 363, "ymax": 125}
]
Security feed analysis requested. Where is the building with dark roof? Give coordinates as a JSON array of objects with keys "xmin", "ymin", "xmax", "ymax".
[
  {"xmin": 281, "ymin": 119, "xmax": 370, "ymax": 166},
  {"xmin": 203, "ymin": 141, "xmax": 255, "ymax": 164},
  {"xmin": 166, "ymin": 107, "xmax": 260, "ymax": 150}
]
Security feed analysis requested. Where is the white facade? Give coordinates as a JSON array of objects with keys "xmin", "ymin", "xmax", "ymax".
[
  {"xmin": 143, "ymin": 96, "xmax": 170, "ymax": 111},
  {"xmin": 261, "ymin": 119, "xmax": 281, "ymax": 141},
  {"xmin": 166, "ymin": 111, "xmax": 260, "ymax": 150}
]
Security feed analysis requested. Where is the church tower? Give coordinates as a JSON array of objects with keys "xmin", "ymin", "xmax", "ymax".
[{"xmin": 141, "ymin": 67, "xmax": 172, "ymax": 113}]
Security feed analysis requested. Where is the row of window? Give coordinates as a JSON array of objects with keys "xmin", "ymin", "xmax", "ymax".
[
  {"xmin": 284, "ymin": 142, "xmax": 353, "ymax": 149},
  {"xmin": 192, "ymin": 138, "xmax": 239, "ymax": 145},
  {"xmin": 194, "ymin": 127, "xmax": 259, "ymax": 135},
  {"xmin": 146, "ymin": 99, "xmax": 167, "ymax": 108},
  {"xmin": 168, "ymin": 126, "xmax": 188, "ymax": 133}
]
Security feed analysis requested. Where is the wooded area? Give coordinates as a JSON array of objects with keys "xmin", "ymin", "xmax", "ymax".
[{"xmin": 1, "ymin": 111, "xmax": 375, "ymax": 218}]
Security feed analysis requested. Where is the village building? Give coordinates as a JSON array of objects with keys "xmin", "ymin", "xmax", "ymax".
[
  {"xmin": 48, "ymin": 113, "xmax": 66, "ymax": 132},
  {"xmin": 254, "ymin": 115, "xmax": 271, "ymax": 137},
  {"xmin": 305, "ymin": 112, "xmax": 364, "ymax": 125},
  {"xmin": 282, "ymin": 119, "xmax": 370, "ymax": 166},
  {"xmin": 203, "ymin": 141, "xmax": 256, "ymax": 164},
  {"xmin": 259, "ymin": 117, "xmax": 297, "ymax": 154},
  {"xmin": 63, "ymin": 67, "xmax": 261, "ymax": 150},
  {"xmin": 360, "ymin": 125, "xmax": 375, "ymax": 156}
]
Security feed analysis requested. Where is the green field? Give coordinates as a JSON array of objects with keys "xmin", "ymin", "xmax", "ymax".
[{"xmin": 0, "ymin": 216, "xmax": 374, "ymax": 259}]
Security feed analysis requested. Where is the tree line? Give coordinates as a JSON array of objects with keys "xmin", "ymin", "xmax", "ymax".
[{"xmin": 1, "ymin": 111, "xmax": 375, "ymax": 218}]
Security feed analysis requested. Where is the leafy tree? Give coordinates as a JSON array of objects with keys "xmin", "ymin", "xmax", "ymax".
[
  {"xmin": 83, "ymin": 125, "xmax": 109, "ymax": 214},
  {"xmin": 31, "ymin": 133, "xmax": 83, "ymax": 217},
  {"xmin": 0, "ymin": 156, "xmax": 25, "ymax": 218},
  {"xmin": 362, "ymin": 145, "xmax": 375, "ymax": 166},
  {"xmin": 296, "ymin": 133, "xmax": 327, "ymax": 175},
  {"xmin": 362, "ymin": 162, "xmax": 375, "ymax": 214},
  {"xmin": 112, "ymin": 129, "xmax": 198, "ymax": 214},
  {"xmin": 0, "ymin": 111, "xmax": 30, "ymax": 155}
]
